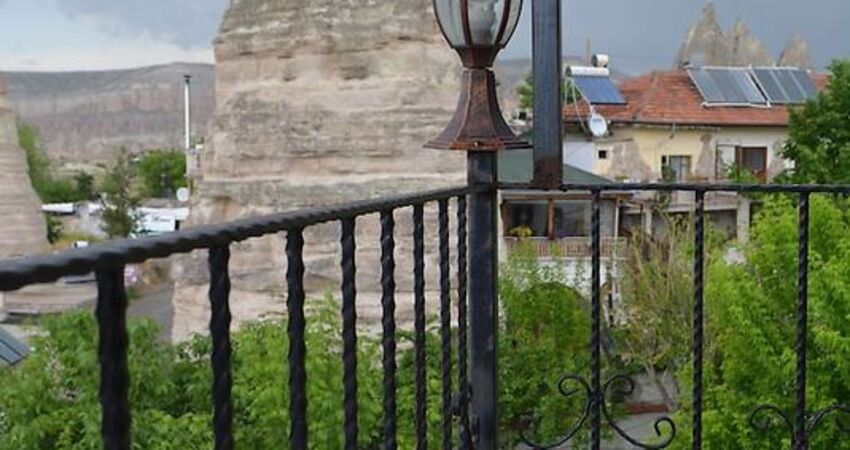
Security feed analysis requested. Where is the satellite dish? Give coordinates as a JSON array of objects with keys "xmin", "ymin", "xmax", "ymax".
[
  {"xmin": 589, "ymin": 112, "xmax": 609, "ymax": 138},
  {"xmin": 176, "ymin": 187, "xmax": 190, "ymax": 203}
]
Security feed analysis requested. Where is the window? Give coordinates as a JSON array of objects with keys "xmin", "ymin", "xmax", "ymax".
[
  {"xmin": 553, "ymin": 202, "xmax": 590, "ymax": 238},
  {"xmin": 598, "ymin": 150, "xmax": 609, "ymax": 160},
  {"xmin": 662, "ymin": 155, "xmax": 692, "ymax": 182},
  {"xmin": 716, "ymin": 145, "xmax": 737, "ymax": 179},
  {"xmin": 504, "ymin": 202, "xmax": 548, "ymax": 237},
  {"xmin": 737, "ymin": 147, "xmax": 767, "ymax": 181}
]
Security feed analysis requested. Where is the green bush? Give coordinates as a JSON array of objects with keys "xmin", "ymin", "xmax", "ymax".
[
  {"xmin": 498, "ymin": 241, "xmax": 591, "ymax": 447},
  {"xmin": 137, "ymin": 150, "xmax": 187, "ymax": 198}
]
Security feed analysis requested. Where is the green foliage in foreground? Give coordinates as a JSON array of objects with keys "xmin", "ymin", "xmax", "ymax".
[
  {"xmin": 499, "ymin": 242, "xmax": 590, "ymax": 447},
  {"xmin": 0, "ymin": 296, "xmax": 454, "ymax": 449},
  {"xmin": 671, "ymin": 195, "xmax": 850, "ymax": 449}
]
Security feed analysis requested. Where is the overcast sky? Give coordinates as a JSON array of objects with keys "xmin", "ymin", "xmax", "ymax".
[{"xmin": 0, "ymin": 0, "xmax": 847, "ymax": 73}]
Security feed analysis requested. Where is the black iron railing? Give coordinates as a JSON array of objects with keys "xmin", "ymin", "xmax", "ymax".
[
  {"xmin": 503, "ymin": 181, "xmax": 850, "ymax": 450},
  {"xmin": 0, "ymin": 186, "xmax": 481, "ymax": 450}
]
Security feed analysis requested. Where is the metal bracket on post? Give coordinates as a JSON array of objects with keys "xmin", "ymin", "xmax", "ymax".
[{"xmin": 533, "ymin": 0, "xmax": 564, "ymax": 189}]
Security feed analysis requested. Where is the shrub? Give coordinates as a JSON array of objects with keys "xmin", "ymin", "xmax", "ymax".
[{"xmin": 137, "ymin": 150, "xmax": 187, "ymax": 198}]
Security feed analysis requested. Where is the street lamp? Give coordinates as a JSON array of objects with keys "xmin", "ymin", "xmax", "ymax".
[{"xmin": 426, "ymin": 0, "xmax": 530, "ymax": 151}]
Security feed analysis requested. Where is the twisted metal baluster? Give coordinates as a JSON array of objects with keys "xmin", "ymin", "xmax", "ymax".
[
  {"xmin": 601, "ymin": 375, "xmax": 676, "ymax": 449},
  {"xmin": 692, "ymin": 190, "xmax": 705, "ymax": 450},
  {"xmin": 795, "ymin": 192, "xmax": 810, "ymax": 450},
  {"xmin": 96, "ymin": 268, "xmax": 131, "ymax": 450},
  {"xmin": 341, "ymin": 218, "xmax": 358, "ymax": 450},
  {"xmin": 287, "ymin": 230, "xmax": 308, "ymax": 450},
  {"xmin": 380, "ymin": 211, "xmax": 398, "ymax": 450},
  {"xmin": 209, "ymin": 246, "xmax": 234, "ymax": 450},
  {"xmin": 590, "ymin": 189, "xmax": 603, "ymax": 450},
  {"xmin": 413, "ymin": 203, "xmax": 428, "ymax": 450},
  {"xmin": 456, "ymin": 196, "xmax": 472, "ymax": 449},
  {"xmin": 438, "ymin": 199, "xmax": 453, "ymax": 450}
]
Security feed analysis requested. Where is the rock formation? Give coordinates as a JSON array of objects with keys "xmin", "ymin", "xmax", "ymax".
[
  {"xmin": 676, "ymin": 3, "xmax": 733, "ymax": 67},
  {"xmin": 2, "ymin": 63, "xmax": 215, "ymax": 164},
  {"xmin": 779, "ymin": 35, "xmax": 815, "ymax": 70},
  {"xmin": 171, "ymin": 0, "xmax": 465, "ymax": 340},
  {"xmin": 0, "ymin": 76, "xmax": 47, "ymax": 259},
  {"xmin": 727, "ymin": 19, "xmax": 773, "ymax": 67},
  {"xmin": 676, "ymin": 3, "xmax": 811, "ymax": 69}
]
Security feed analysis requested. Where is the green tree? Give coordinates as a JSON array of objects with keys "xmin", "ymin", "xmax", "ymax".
[
  {"xmin": 781, "ymin": 60, "xmax": 850, "ymax": 184},
  {"xmin": 99, "ymin": 151, "xmax": 141, "ymax": 238},
  {"xmin": 671, "ymin": 195, "xmax": 850, "ymax": 449},
  {"xmin": 137, "ymin": 150, "xmax": 187, "ymax": 198},
  {"xmin": 517, "ymin": 72, "xmax": 583, "ymax": 114}
]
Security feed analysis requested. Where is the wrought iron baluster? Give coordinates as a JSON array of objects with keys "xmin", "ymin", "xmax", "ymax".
[
  {"xmin": 438, "ymin": 199, "xmax": 453, "ymax": 450},
  {"xmin": 413, "ymin": 203, "xmax": 428, "ymax": 450},
  {"xmin": 95, "ymin": 268, "xmax": 131, "ymax": 450},
  {"xmin": 795, "ymin": 192, "xmax": 810, "ymax": 450},
  {"xmin": 456, "ymin": 196, "xmax": 472, "ymax": 449},
  {"xmin": 590, "ymin": 189, "xmax": 603, "ymax": 450},
  {"xmin": 287, "ymin": 230, "xmax": 308, "ymax": 450},
  {"xmin": 692, "ymin": 190, "xmax": 705, "ymax": 450},
  {"xmin": 209, "ymin": 246, "xmax": 234, "ymax": 450},
  {"xmin": 341, "ymin": 218, "xmax": 358, "ymax": 450},
  {"xmin": 380, "ymin": 211, "xmax": 398, "ymax": 450}
]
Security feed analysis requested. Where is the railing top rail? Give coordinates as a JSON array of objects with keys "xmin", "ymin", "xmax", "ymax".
[
  {"xmin": 0, "ymin": 185, "xmax": 480, "ymax": 292},
  {"xmin": 499, "ymin": 181, "xmax": 850, "ymax": 194}
]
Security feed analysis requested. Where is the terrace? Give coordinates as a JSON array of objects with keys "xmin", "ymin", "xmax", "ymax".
[{"xmin": 1, "ymin": 2, "xmax": 848, "ymax": 450}]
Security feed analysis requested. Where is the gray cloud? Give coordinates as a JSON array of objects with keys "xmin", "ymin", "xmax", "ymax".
[
  {"xmin": 503, "ymin": 0, "xmax": 850, "ymax": 74},
  {"xmin": 51, "ymin": 0, "xmax": 229, "ymax": 47}
]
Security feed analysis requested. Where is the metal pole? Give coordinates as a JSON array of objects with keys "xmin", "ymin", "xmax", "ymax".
[
  {"xmin": 467, "ymin": 151, "xmax": 499, "ymax": 449},
  {"xmin": 532, "ymin": 0, "xmax": 563, "ymax": 188},
  {"xmin": 184, "ymin": 75, "xmax": 192, "ymax": 152}
]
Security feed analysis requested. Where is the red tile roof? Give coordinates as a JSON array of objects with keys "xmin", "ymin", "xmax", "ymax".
[{"xmin": 563, "ymin": 70, "xmax": 829, "ymax": 128}]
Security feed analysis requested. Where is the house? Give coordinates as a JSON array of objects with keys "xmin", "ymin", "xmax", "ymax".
[
  {"xmin": 498, "ymin": 149, "xmax": 632, "ymax": 260},
  {"xmin": 562, "ymin": 64, "xmax": 827, "ymax": 239}
]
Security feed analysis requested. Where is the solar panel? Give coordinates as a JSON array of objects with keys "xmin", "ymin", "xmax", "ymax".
[
  {"xmin": 753, "ymin": 68, "xmax": 788, "ymax": 103},
  {"xmin": 688, "ymin": 68, "xmax": 725, "ymax": 103},
  {"xmin": 752, "ymin": 68, "xmax": 817, "ymax": 104},
  {"xmin": 689, "ymin": 67, "xmax": 767, "ymax": 105},
  {"xmin": 571, "ymin": 76, "xmax": 626, "ymax": 105},
  {"xmin": 790, "ymin": 69, "xmax": 818, "ymax": 99},
  {"xmin": 0, "ymin": 327, "xmax": 30, "ymax": 366},
  {"xmin": 774, "ymin": 69, "xmax": 807, "ymax": 103}
]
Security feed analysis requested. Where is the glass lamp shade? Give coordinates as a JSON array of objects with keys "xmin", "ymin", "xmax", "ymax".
[{"xmin": 434, "ymin": 0, "xmax": 523, "ymax": 64}]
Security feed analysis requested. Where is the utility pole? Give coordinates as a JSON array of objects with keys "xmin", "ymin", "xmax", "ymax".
[{"xmin": 184, "ymin": 74, "xmax": 192, "ymax": 153}]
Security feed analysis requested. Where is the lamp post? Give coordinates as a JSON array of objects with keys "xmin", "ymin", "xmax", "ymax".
[
  {"xmin": 426, "ymin": 0, "xmax": 529, "ymax": 151},
  {"xmin": 428, "ymin": 2, "xmax": 527, "ymax": 449}
]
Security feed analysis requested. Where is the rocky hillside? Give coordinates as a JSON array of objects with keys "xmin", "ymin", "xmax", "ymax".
[
  {"xmin": 2, "ymin": 63, "xmax": 215, "ymax": 163},
  {"xmin": 676, "ymin": 3, "xmax": 813, "ymax": 69},
  {"xmin": 171, "ymin": 0, "xmax": 465, "ymax": 339},
  {"xmin": 0, "ymin": 77, "xmax": 47, "ymax": 259}
]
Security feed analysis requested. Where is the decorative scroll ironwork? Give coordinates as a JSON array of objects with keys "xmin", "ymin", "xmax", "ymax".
[
  {"xmin": 749, "ymin": 404, "xmax": 850, "ymax": 443},
  {"xmin": 519, "ymin": 374, "xmax": 676, "ymax": 449}
]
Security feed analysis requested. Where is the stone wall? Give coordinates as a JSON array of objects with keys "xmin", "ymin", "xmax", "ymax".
[
  {"xmin": 171, "ymin": 0, "xmax": 466, "ymax": 340},
  {"xmin": 0, "ymin": 77, "xmax": 47, "ymax": 259}
]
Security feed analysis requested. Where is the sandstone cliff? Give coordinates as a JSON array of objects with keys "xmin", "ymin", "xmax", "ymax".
[
  {"xmin": 2, "ymin": 63, "xmax": 215, "ymax": 163},
  {"xmin": 172, "ymin": 0, "xmax": 465, "ymax": 339},
  {"xmin": 0, "ymin": 77, "xmax": 47, "ymax": 259}
]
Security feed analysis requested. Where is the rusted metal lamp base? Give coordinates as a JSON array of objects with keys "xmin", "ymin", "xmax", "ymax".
[{"xmin": 426, "ymin": 69, "xmax": 531, "ymax": 152}]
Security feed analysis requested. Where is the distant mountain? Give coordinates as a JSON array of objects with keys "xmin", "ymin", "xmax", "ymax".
[{"xmin": 1, "ymin": 63, "xmax": 215, "ymax": 164}]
